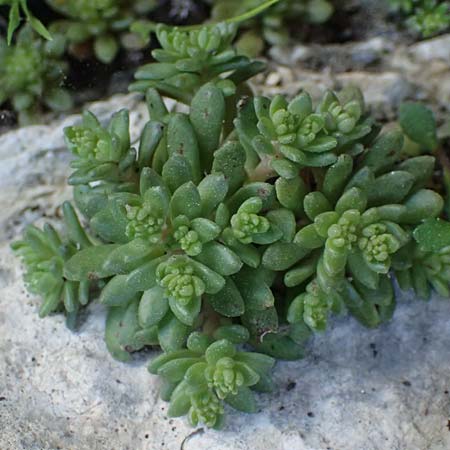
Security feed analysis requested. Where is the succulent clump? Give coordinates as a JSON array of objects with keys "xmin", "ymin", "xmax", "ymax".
[
  {"xmin": 45, "ymin": 0, "xmax": 157, "ymax": 63},
  {"xmin": 0, "ymin": 25, "xmax": 72, "ymax": 123},
  {"xmin": 12, "ymin": 22, "xmax": 450, "ymax": 430}
]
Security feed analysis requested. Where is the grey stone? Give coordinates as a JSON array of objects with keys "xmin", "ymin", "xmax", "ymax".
[{"xmin": 1, "ymin": 94, "xmax": 450, "ymax": 450}]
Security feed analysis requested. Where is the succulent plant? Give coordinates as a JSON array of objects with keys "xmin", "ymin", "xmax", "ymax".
[
  {"xmin": 12, "ymin": 22, "xmax": 450, "ymax": 429},
  {"xmin": 11, "ymin": 202, "xmax": 93, "ymax": 329},
  {"xmin": 388, "ymin": 0, "xmax": 450, "ymax": 37},
  {"xmin": 130, "ymin": 22, "xmax": 264, "ymax": 103},
  {"xmin": 149, "ymin": 330, "xmax": 274, "ymax": 428},
  {"xmin": 0, "ymin": 25, "xmax": 72, "ymax": 123},
  {"xmin": 236, "ymin": 87, "xmax": 374, "ymax": 179},
  {"xmin": 45, "ymin": 0, "xmax": 158, "ymax": 63}
]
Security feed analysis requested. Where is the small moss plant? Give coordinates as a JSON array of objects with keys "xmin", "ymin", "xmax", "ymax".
[
  {"xmin": 0, "ymin": 25, "xmax": 72, "ymax": 123},
  {"xmin": 13, "ymin": 22, "xmax": 450, "ymax": 429},
  {"xmin": 388, "ymin": 0, "xmax": 450, "ymax": 37}
]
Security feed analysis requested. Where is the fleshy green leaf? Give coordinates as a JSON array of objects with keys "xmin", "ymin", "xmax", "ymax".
[
  {"xmin": 413, "ymin": 219, "xmax": 450, "ymax": 252},
  {"xmin": 399, "ymin": 102, "xmax": 438, "ymax": 151}
]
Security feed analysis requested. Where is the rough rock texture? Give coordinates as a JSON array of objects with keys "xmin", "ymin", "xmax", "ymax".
[{"xmin": 1, "ymin": 95, "xmax": 450, "ymax": 450}]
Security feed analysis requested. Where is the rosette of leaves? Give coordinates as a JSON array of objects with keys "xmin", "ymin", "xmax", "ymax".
[
  {"xmin": 45, "ymin": 0, "xmax": 157, "ymax": 63},
  {"xmin": 388, "ymin": 0, "xmax": 450, "ymax": 37},
  {"xmin": 283, "ymin": 130, "xmax": 444, "ymax": 331},
  {"xmin": 130, "ymin": 22, "xmax": 265, "ymax": 103},
  {"xmin": 0, "ymin": 25, "xmax": 72, "ymax": 123},
  {"xmin": 236, "ymin": 87, "xmax": 375, "ymax": 179},
  {"xmin": 148, "ymin": 330, "xmax": 275, "ymax": 428},
  {"xmin": 208, "ymin": 0, "xmax": 333, "ymax": 55},
  {"xmin": 64, "ymin": 108, "xmax": 138, "ymax": 187},
  {"xmin": 11, "ymin": 202, "xmax": 94, "ymax": 329}
]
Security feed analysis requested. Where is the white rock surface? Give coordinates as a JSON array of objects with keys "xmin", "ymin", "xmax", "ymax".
[{"xmin": 1, "ymin": 95, "xmax": 450, "ymax": 450}]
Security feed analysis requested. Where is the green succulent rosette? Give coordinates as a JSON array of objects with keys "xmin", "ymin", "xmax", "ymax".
[
  {"xmin": 130, "ymin": 22, "xmax": 265, "ymax": 103},
  {"xmin": 236, "ymin": 88, "xmax": 375, "ymax": 179},
  {"xmin": 148, "ymin": 331, "xmax": 274, "ymax": 428},
  {"xmin": 45, "ymin": 0, "xmax": 157, "ymax": 63},
  {"xmin": 11, "ymin": 203, "xmax": 93, "ymax": 328},
  {"xmin": 0, "ymin": 25, "xmax": 72, "ymax": 123}
]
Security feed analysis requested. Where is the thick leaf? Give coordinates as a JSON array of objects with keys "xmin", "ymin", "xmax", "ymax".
[
  {"xmin": 303, "ymin": 192, "xmax": 332, "ymax": 220},
  {"xmin": 100, "ymin": 275, "xmax": 139, "ymax": 306},
  {"xmin": 368, "ymin": 171, "xmax": 415, "ymax": 206},
  {"xmin": 197, "ymin": 173, "xmax": 229, "ymax": 216},
  {"xmin": 413, "ymin": 219, "xmax": 450, "ymax": 252},
  {"xmin": 275, "ymin": 176, "xmax": 307, "ymax": 217},
  {"xmin": 167, "ymin": 114, "xmax": 201, "ymax": 183},
  {"xmin": 206, "ymin": 278, "xmax": 245, "ymax": 317},
  {"xmin": 90, "ymin": 201, "xmax": 129, "ymax": 243},
  {"xmin": 190, "ymin": 83, "xmax": 225, "ymax": 171},
  {"xmin": 105, "ymin": 299, "xmax": 140, "ymax": 361},
  {"xmin": 401, "ymin": 189, "xmax": 443, "ymax": 224},
  {"xmin": 194, "ymin": 242, "xmax": 242, "ymax": 276},
  {"xmin": 361, "ymin": 130, "xmax": 404, "ymax": 174},
  {"xmin": 205, "ymin": 339, "xmax": 236, "ymax": 365},
  {"xmin": 227, "ymin": 182, "xmax": 276, "ymax": 214},
  {"xmin": 125, "ymin": 256, "xmax": 166, "ymax": 292},
  {"xmin": 103, "ymin": 240, "xmax": 164, "ymax": 274},
  {"xmin": 161, "ymin": 154, "xmax": 193, "ymax": 192},
  {"xmin": 64, "ymin": 244, "xmax": 120, "ymax": 281},
  {"xmin": 138, "ymin": 286, "xmax": 168, "ymax": 328},
  {"xmin": 169, "ymin": 296, "xmax": 202, "ymax": 326},
  {"xmin": 158, "ymin": 313, "xmax": 190, "ymax": 353},
  {"xmin": 170, "ymin": 182, "xmax": 202, "ymax": 220},
  {"xmin": 212, "ymin": 141, "xmax": 246, "ymax": 194},
  {"xmin": 399, "ymin": 102, "xmax": 438, "ymax": 151},
  {"xmin": 254, "ymin": 333, "xmax": 304, "ymax": 360},
  {"xmin": 233, "ymin": 268, "xmax": 275, "ymax": 310},
  {"xmin": 225, "ymin": 387, "xmax": 257, "ymax": 413},
  {"xmin": 242, "ymin": 307, "xmax": 278, "ymax": 338},
  {"xmin": 262, "ymin": 242, "xmax": 309, "ymax": 271}
]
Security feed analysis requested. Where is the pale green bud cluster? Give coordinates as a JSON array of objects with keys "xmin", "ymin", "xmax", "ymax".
[
  {"xmin": 205, "ymin": 357, "xmax": 245, "ymax": 399},
  {"xmin": 359, "ymin": 224, "xmax": 400, "ymax": 264},
  {"xmin": 189, "ymin": 390, "xmax": 224, "ymax": 428},
  {"xmin": 231, "ymin": 211, "xmax": 270, "ymax": 244},
  {"xmin": 125, "ymin": 203, "xmax": 164, "ymax": 243},
  {"xmin": 0, "ymin": 26, "xmax": 71, "ymax": 123},
  {"xmin": 157, "ymin": 259, "xmax": 206, "ymax": 305},
  {"xmin": 66, "ymin": 127, "xmax": 112, "ymax": 162},
  {"xmin": 157, "ymin": 23, "xmax": 236, "ymax": 60},
  {"xmin": 174, "ymin": 225, "xmax": 203, "ymax": 256},
  {"xmin": 327, "ymin": 210, "xmax": 360, "ymax": 251}
]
